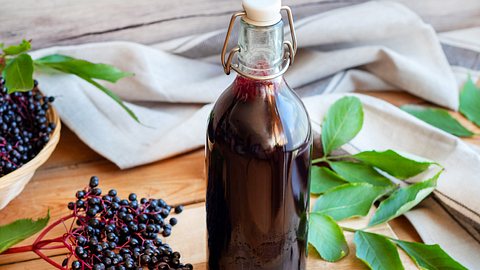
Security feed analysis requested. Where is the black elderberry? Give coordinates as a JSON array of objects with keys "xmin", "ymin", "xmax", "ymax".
[
  {"xmin": 89, "ymin": 218, "xmax": 100, "ymax": 227},
  {"xmin": 62, "ymin": 258, "xmax": 69, "ymax": 267},
  {"xmin": 76, "ymin": 190, "xmax": 86, "ymax": 199},
  {"xmin": 141, "ymin": 254, "xmax": 151, "ymax": 264},
  {"xmin": 162, "ymin": 229, "xmax": 172, "ymax": 237},
  {"xmin": 89, "ymin": 176, "xmax": 99, "ymax": 188},
  {"xmin": 138, "ymin": 223, "xmax": 147, "ymax": 231},
  {"xmin": 93, "ymin": 263, "xmax": 105, "ymax": 270},
  {"xmin": 158, "ymin": 199, "xmax": 167, "ymax": 208},
  {"xmin": 87, "ymin": 208, "xmax": 98, "ymax": 217},
  {"xmin": 92, "ymin": 187, "xmax": 102, "ymax": 196},
  {"xmin": 71, "ymin": 260, "xmax": 82, "ymax": 270},
  {"xmin": 128, "ymin": 193, "xmax": 137, "ymax": 201},
  {"xmin": 107, "ymin": 233, "xmax": 117, "ymax": 242},
  {"xmin": 160, "ymin": 208, "xmax": 170, "ymax": 218},
  {"xmin": 0, "ymin": 79, "xmax": 55, "ymax": 177},
  {"xmin": 65, "ymin": 176, "xmax": 190, "ymax": 269},
  {"xmin": 175, "ymin": 205, "xmax": 184, "ymax": 214},
  {"xmin": 77, "ymin": 236, "xmax": 87, "ymax": 246},
  {"xmin": 93, "ymin": 244, "xmax": 103, "ymax": 254},
  {"xmin": 75, "ymin": 246, "xmax": 85, "ymax": 256},
  {"xmin": 68, "ymin": 202, "xmax": 75, "ymax": 210}
]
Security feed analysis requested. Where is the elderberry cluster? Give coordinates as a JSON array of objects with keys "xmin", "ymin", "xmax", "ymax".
[
  {"xmin": 0, "ymin": 78, "xmax": 55, "ymax": 176},
  {"xmin": 65, "ymin": 176, "xmax": 191, "ymax": 270}
]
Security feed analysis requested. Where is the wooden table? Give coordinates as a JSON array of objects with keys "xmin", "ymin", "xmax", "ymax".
[{"xmin": 0, "ymin": 91, "xmax": 478, "ymax": 269}]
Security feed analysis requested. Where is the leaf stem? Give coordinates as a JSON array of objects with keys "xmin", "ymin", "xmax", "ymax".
[
  {"xmin": 327, "ymin": 155, "xmax": 353, "ymax": 160},
  {"xmin": 33, "ymin": 213, "xmax": 74, "ymax": 246},
  {"xmin": 341, "ymin": 226, "xmax": 358, "ymax": 233},
  {"xmin": 312, "ymin": 156, "xmax": 327, "ymax": 164}
]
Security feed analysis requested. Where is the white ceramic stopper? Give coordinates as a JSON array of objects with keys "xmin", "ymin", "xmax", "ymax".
[{"xmin": 242, "ymin": 0, "xmax": 282, "ymax": 26}]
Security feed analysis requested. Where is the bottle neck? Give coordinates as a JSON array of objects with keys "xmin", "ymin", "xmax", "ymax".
[{"xmin": 237, "ymin": 19, "xmax": 284, "ymax": 77}]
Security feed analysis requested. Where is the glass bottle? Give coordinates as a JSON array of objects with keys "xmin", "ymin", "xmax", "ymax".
[{"xmin": 206, "ymin": 1, "xmax": 312, "ymax": 269}]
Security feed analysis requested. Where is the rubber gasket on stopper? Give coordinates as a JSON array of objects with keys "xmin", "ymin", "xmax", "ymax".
[{"xmin": 242, "ymin": 0, "xmax": 282, "ymax": 26}]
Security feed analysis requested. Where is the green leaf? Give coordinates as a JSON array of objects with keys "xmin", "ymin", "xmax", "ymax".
[
  {"xmin": 0, "ymin": 211, "xmax": 50, "ymax": 253},
  {"xmin": 393, "ymin": 239, "xmax": 467, "ymax": 270},
  {"xmin": 354, "ymin": 231, "xmax": 404, "ymax": 270},
  {"xmin": 312, "ymin": 183, "xmax": 387, "ymax": 221},
  {"xmin": 3, "ymin": 53, "xmax": 34, "ymax": 93},
  {"xmin": 79, "ymin": 75, "xmax": 140, "ymax": 123},
  {"xmin": 369, "ymin": 171, "xmax": 440, "ymax": 226},
  {"xmin": 321, "ymin": 96, "xmax": 364, "ymax": 155},
  {"xmin": 353, "ymin": 150, "xmax": 434, "ymax": 180},
  {"xmin": 310, "ymin": 166, "xmax": 347, "ymax": 194},
  {"xmin": 308, "ymin": 213, "xmax": 349, "ymax": 262},
  {"xmin": 35, "ymin": 54, "xmax": 133, "ymax": 83},
  {"xmin": 35, "ymin": 56, "xmax": 139, "ymax": 123},
  {"xmin": 2, "ymin": 40, "xmax": 31, "ymax": 55},
  {"xmin": 401, "ymin": 105, "xmax": 474, "ymax": 137},
  {"xmin": 330, "ymin": 161, "xmax": 394, "ymax": 187},
  {"xmin": 459, "ymin": 76, "xmax": 480, "ymax": 126}
]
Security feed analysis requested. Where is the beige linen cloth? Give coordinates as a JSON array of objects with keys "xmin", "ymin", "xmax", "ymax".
[{"xmin": 30, "ymin": 2, "xmax": 480, "ymax": 268}]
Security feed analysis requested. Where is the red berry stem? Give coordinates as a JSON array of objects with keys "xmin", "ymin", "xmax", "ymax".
[
  {"xmin": 33, "ymin": 213, "xmax": 75, "ymax": 246},
  {"xmin": 2, "ymin": 214, "xmax": 75, "ymax": 269}
]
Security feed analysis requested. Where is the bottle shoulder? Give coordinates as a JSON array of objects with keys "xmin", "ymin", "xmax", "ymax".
[{"xmin": 207, "ymin": 78, "xmax": 311, "ymax": 152}]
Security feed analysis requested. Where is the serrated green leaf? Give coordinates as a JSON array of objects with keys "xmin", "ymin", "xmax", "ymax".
[
  {"xmin": 2, "ymin": 40, "xmax": 31, "ymax": 55},
  {"xmin": 353, "ymin": 150, "xmax": 433, "ymax": 180},
  {"xmin": 354, "ymin": 231, "xmax": 404, "ymax": 270},
  {"xmin": 35, "ymin": 54, "xmax": 133, "ymax": 83},
  {"xmin": 0, "ymin": 211, "xmax": 50, "ymax": 253},
  {"xmin": 401, "ymin": 104, "xmax": 474, "ymax": 137},
  {"xmin": 312, "ymin": 183, "xmax": 387, "ymax": 221},
  {"xmin": 310, "ymin": 166, "xmax": 347, "ymax": 194},
  {"xmin": 393, "ymin": 239, "xmax": 467, "ymax": 270},
  {"xmin": 308, "ymin": 213, "xmax": 349, "ymax": 262},
  {"xmin": 459, "ymin": 76, "xmax": 480, "ymax": 126},
  {"xmin": 369, "ymin": 172, "xmax": 440, "ymax": 226},
  {"xmin": 330, "ymin": 161, "xmax": 394, "ymax": 187},
  {"xmin": 322, "ymin": 96, "xmax": 363, "ymax": 155},
  {"xmin": 3, "ymin": 53, "xmax": 34, "ymax": 93}
]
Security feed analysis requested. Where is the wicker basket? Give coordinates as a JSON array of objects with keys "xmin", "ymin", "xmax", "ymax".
[{"xmin": 0, "ymin": 107, "xmax": 61, "ymax": 210}]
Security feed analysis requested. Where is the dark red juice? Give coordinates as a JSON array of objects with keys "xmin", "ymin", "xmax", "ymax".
[{"xmin": 206, "ymin": 76, "xmax": 312, "ymax": 270}]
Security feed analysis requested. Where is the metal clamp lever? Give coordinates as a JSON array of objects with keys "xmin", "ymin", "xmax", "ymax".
[{"xmin": 221, "ymin": 7, "xmax": 297, "ymax": 81}]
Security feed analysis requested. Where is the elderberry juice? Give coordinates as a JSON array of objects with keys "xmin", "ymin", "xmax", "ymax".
[{"xmin": 206, "ymin": 76, "xmax": 312, "ymax": 270}]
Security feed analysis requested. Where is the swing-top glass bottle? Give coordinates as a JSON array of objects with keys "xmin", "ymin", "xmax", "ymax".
[{"xmin": 206, "ymin": 1, "xmax": 312, "ymax": 269}]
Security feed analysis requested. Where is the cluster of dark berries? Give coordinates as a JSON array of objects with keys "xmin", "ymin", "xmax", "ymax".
[
  {"xmin": 63, "ymin": 176, "xmax": 190, "ymax": 270},
  {"xmin": 0, "ymin": 78, "xmax": 55, "ymax": 176}
]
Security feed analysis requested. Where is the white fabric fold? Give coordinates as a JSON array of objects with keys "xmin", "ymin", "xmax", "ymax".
[{"xmin": 29, "ymin": 1, "xmax": 480, "ymax": 267}]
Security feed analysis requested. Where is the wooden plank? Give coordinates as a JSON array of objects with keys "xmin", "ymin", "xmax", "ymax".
[
  {"xmin": 0, "ymin": 0, "xmax": 360, "ymax": 49},
  {"xmin": 0, "ymin": 203, "xmax": 416, "ymax": 269},
  {"xmin": 41, "ymin": 127, "xmax": 103, "ymax": 170},
  {"xmin": 1, "ymin": 0, "xmax": 479, "ymax": 49}
]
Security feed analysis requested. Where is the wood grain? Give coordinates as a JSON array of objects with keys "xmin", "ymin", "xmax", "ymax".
[
  {"xmin": 1, "ymin": 0, "xmax": 480, "ymax": 49},
  {"xmin": 0, "ymin": 198, "xmax": 416, "ymax": 269}
]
